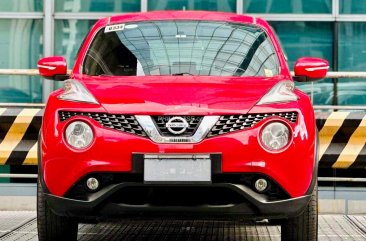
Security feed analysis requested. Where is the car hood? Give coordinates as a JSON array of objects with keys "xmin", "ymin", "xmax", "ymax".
[{"xmin": 78, "ymin": 75, "xmax": 285, "ymax": 115}]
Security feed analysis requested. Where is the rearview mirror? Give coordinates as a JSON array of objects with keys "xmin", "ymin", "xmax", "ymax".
[
  {"xmin": 38, "ymin": 56, "xmax": 69, "ymax": 81},
  {"xmin": 293, "ymin": 57, "xmax": 329, "ymax": 82}
]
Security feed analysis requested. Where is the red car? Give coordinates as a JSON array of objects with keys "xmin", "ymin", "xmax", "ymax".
[{"xmin": 37, "ymin": 11, "xmax": 328, "ymax": 241}]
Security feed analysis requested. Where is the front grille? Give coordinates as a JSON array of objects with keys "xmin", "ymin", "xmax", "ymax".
[
  {"xmin": 207, "ymin": 112, "xmax": 298, "ymax": 137},
  {"xmin": 152, "ymin": 116, "xmax": 203, "ymax": 136},
  {"xmin": 59, "ymin": 111, "xmax": 147, "ymax": 137}
]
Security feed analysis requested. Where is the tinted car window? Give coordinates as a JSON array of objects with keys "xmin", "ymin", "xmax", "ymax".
[{"xmin": 83, "ymin": 21, "xmax": 280, "ymax": 77}]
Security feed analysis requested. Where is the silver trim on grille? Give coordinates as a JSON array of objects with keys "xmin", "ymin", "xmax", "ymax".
[{"xmin": 135, "ymin": 115, "xmax": 220, "ymax": 143}]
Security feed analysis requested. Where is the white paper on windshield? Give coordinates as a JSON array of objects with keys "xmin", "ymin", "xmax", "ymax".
[{"xmin": 105, "ymin": 24, "xmax": 125, "ymax": 33}]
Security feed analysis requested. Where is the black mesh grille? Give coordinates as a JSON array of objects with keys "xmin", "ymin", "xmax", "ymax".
[
  {"xmin": 207, "ymin": 112, "xmax": 298, "ymax": 137},
  {"xmin": 152, "ymin": 116, "xmax": 203, "ymax": 136},
  {"xmin": 59, "ymin": 111, "xmax": 147, "ymax": 137}
]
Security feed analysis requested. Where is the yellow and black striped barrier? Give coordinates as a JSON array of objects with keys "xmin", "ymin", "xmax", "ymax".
[
  {"xmin": 0, "ymin": 108, "xmax": 43, "ymax": 166},
  {"xmin": 317, "ymin": 112, "xmax": 366, "ymax": 169},
  {"xmin": 0, "ymin": 108, "xmax": 365, "ymax": 169}
]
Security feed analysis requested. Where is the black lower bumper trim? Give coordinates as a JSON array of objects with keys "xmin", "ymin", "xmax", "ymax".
[{"xmin": 46, "ymin": 183, "xmax": 311, "ymax": 220}]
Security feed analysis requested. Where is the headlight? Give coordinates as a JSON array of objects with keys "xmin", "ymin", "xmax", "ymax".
[
  {"xmin": 65, "ymin": 121, "xmax": 94, "ymax": 149},
  {"xmin": 260, "ymin": 122, "xmax": 290, "ymax": 151},
  {"xmin": 257, "ymin": 80, "xmax": 298, "ymax": 105},
  {"xmin": 58, "ymin": 79, "xmax": 98, "ymax": 104}
]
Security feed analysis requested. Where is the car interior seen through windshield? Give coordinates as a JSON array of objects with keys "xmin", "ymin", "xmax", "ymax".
[{"xmin": 83, "ymin": 20, "xmax": 280, "ymax": 77}]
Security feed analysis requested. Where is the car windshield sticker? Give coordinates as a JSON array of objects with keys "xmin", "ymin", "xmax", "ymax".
[
  {"xmin": 264, "ymin": 69, "xmax": 273, "ymax": 77},
  {"xmin": 105, "ymin": 23, "xmax": 125, "ymax": 33}
]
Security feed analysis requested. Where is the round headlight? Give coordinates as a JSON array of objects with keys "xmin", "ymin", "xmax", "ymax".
[
  {"xmin": 65, "ymin": 121, "xmax": 94, "ymax": 149},
  {"xmin": 260, "ymin": 122, "xmax": 290, "ymax": 151}
]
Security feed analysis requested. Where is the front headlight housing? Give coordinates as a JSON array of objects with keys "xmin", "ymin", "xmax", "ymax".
[
  {"xmin": 257, "ymin": 80, "xmax": 297, "ymax": 105},
  {"xmin": 260, "ymin": 122, "xmax": 290, "ymax": 151},
  {"xmin": 58, "ymin": 79, "xmax": 98, "ymax": 104},
  {"xmin": 65, "ymin": 121, "xmax": 94, "ymax": 149}
]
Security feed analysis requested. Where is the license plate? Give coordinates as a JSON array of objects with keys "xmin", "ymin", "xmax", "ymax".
[{"xmin": 144, "ymin": 154, "xmax": 211, "ymax": 183}]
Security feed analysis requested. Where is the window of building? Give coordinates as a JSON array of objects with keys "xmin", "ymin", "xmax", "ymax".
[
  {"xmin": 0, "ymin": 0, "xmax": 42, "ymax": 12},
  {"xmin": 336, "ymin": 22, "xmax": 366, "ymax": 106},
  {"xmin": 55, "ymin": 20, "xmax": 97, "ymax": 67},
  {"xmin": 244, "ymin": 0, "xmax": 332, "ymax": 14},
  {"xmin": 55, "ymin": 0, "xmax": 140, "ymax": 12},
  {"xmin": 0, "ymin": 19, "xmax": 43, "ymax": 103},
  {"xmin": 340, "ymin": 0, "xmax": 366, "ymax": 14},
  {"xmin": 148, "ymin": 0, "xmax": 236, "ymax": 12},
  {"xmin": 270, "ymin": 21, "xmax": 333, "ymax": 69}
]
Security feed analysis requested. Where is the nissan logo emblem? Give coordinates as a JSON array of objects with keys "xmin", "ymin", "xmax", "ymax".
[{"xmin": 165, "ymin": 117, "xmax": 189, "ymax": 134}]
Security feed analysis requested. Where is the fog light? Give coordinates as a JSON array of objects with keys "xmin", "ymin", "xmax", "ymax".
[
  {"xmin": 254, "ymin": 178, "xmax": 268, "ymax": 192},
  {"xmin": 86, "ymin": 177, "xmax": 99, "ymax": 191},
  {"xmin": 260, "ymin": 122, "xmax": 290, "ymax": 151},
  {"xmin": 65, "ymin": 121, "xmax": 93, "ymax": 149}
]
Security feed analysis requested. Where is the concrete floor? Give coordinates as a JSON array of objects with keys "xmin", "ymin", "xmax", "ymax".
[{"xmin": 1, "ymin": 212, "xmax": 366, "ymax": 241}]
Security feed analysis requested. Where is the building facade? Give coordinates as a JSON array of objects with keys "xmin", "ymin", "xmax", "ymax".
[{"xmin": 0, "ymin": 0, "xmax": 365, "ymax": 106}]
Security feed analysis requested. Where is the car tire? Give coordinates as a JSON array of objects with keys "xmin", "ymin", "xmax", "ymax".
[
  {"xmin": 281, "ymin": 185, "xmax": 318, "ymax": 241},
  {"xmin": 37, "ymin": 179, "xmax": 78, "ymax": 241}
]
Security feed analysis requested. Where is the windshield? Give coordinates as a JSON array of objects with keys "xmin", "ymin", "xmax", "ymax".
[{"xmin": 83, "ymin": 20, "xmax": 280, "ymax": 77}]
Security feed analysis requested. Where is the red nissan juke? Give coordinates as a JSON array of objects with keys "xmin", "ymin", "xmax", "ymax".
[{"xmin": 37, "ymin": 11, "xmax": 328, "ymax": 241}]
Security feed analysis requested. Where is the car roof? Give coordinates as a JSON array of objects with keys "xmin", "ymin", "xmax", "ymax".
[{"xmin": 99, "ymin": 11, "xmax": 267, "ymax": 29}]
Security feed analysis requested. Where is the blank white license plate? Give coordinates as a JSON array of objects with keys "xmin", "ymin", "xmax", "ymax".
[{"xmin": 144, "ymin": 154, "xmax": 211, "ymax": 183}]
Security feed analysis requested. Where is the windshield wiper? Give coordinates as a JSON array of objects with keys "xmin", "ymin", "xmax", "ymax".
[{"xmin": 172, "ymin": 72, "xmax": 194, "ymax": 76}]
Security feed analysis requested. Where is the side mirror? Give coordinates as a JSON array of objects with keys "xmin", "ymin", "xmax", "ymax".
[
  {"xmin": 293, "ymin": 57, "xmax": 329, "ymax": 82},
  {"xmin": 37, "ymin": 56, "xmax": 69, "ymax": 81}
]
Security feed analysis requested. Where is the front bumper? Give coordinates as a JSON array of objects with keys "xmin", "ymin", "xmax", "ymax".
[
  {"xmin": 45, "ymin": 182, "xmax": 311, "ymax": 220},
  {"xmin": 41, "ymin": 112, "xmax": 316, "ymax": 198}
]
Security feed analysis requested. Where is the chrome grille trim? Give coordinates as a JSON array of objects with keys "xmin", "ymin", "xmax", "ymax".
[
  {"xmin": 136, "ymin": 115, "xmax": 220, "ymax": 143},
  {"xmin": 151, "ymin": 116, "xmax": 203, "ymax": 137},
  {"xmin": 207, "ymin": 112, "xmax": 298, "ymax": 137},
  {"xmin": 59, "ymin": 111, "xmax": 147, "ymax": 137}
]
